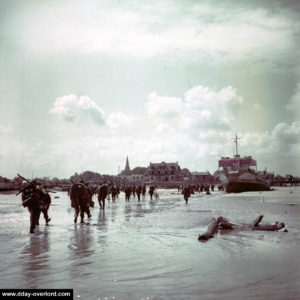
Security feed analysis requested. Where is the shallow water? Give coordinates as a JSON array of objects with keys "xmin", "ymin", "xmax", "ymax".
[{"xmin": 0, "ymin": 187, "xmax": 300, "ymax": 299}]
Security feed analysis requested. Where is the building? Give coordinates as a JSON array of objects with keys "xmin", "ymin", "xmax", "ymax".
[
  {"xmin": 146, "ymin": 161, "xmax": 182, "ymax": 184},
  {"xmin": 114, "ymin": 174, "xmax": 149, "ymax": 185},
  {"xmin": 115, "ymin": 156, "xmax": 149, "ymax": 184},
  {"xmin": 191, "ymin": 171, "xmax": 215, "ymax": 184}
]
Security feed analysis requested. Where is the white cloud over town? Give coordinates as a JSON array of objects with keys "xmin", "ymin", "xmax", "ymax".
[
  {"xmin": 8, "ymin": 82, "xmax": 292, "ymax": 177},
  {"xmin": 49, "ymin": 95, "xmax": 105, "ymax": 125}
]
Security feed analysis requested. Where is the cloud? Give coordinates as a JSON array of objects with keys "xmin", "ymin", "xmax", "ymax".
[
  {"xmin": 258, "ymin": 121, "xmax": 300, "ymax": 173},
  {"xmin": 49, "ymin": 94, "xmax": 105, "ymax": 125},
  {"xmin": 2, "ymin": 82, "xmax": 299, "ymax": 178},
  {"xmin": 145, "ymin": 92, "xmax": 183, "ymax": 118},
  {"xmin": 269, "ymin": 121, "xmax": 300, "ymax": 153},
  {"xmin": 286, "ymin": 83, "xmax": 300, "ymax": 118},
  {"xmin": 145, "ymin": 85, "xmax": 243, "ymax": 135},
  {"xmin": 44, "ymin": 84, "xmax": 245, "ymax": 176},
  {"xmin": 5, "ymin": 1, "xmax": 297, "ymax": 63},
  {"xmin": 184, "ymin": 85, "xmax": 243, "ymax": 129},
  {"xmin": 106, "ymin": 111, "xmax": 135, "ymax": 129}
]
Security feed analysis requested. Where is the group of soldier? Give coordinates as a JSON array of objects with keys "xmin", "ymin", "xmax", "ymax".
[
  {"xmin": 179, "ymin": 183, "xmax": 217, "ymax": 203},
  {"xmin": 178, "ymin": 184, "xmax": 215, "ymax": 194},
  {"xmin": 19, "ymin": 177, "xmax": 159, "ymax": 233},
  {"xmin": 123, "ymin": 185, "xmax": 156, "ymax": 201},
  {"xmin": 19, "ymin": 177, "xmax": 219, "ymax": 233}
]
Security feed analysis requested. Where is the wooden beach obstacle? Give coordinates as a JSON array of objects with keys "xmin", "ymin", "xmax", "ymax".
[
  {"xmin": 198, "ymin": 215, "xmax": 286, "ymax": 241},
  {"xmin": 197, "ymin": 217, "xmax": 223, "ymax": 240}
]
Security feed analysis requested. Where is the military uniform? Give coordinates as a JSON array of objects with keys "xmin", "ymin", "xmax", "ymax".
[{"xmin": 21, "ymin": 182, "xmax": 41, "ymax": 233}]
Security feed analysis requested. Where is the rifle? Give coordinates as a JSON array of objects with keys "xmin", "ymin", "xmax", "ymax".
[
  {"xmin": 16, "ymin": 174, "xmax": 35, "ymax": 195},
  {"xmin": 16, "ymin": 174, "xmax": 56, "ymax": 195},
  {"xmin": 18, "ymin": 173, "xmax": 32, "ymax": 184}
]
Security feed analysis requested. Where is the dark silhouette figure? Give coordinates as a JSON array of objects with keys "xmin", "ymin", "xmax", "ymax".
[
  {"xmin": 182, "ymin": 186, "xmax": 191, "ymax": 204},
  {"xmin": 142, "ymin": 185, "xmax": 146, "ymax": 199},
  {"xmin": 200, "ymin": 185, "xmax": 204, "ymax": 193},
  {"xmin": 97, "ymin": 184, "xmax": 108, "ymax": 209},
  {"xmin": 111, "ymin": 185, "xmax": 118, "ymax": 203},
  {"xmin": 21, "ymin": 181, "xmax": 51, "ymax": 233},
  {"xmin": 70, "ymin": 182, "xmax": 91, "ymax": 223},
  {"xmin": 125, "ymin": 186, "xmax": 131, "ymax": 202},
  {"xmin": 149, "ymin": 185, "xmax": 155, "ymax": 200},
  {"xmin": 36, "ymin": 187, "xmax": 51, "ymax": 226},
  {"xmin": 136, "ymin": 185, "xmax": 142, "ymax": 201},
  {"xmin": 205, "ymin": 184, "xmax": 211, "ymax": 195}
]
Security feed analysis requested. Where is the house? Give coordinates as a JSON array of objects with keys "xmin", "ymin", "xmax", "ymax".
[
  {"xmin": 114, "ymin": 174, "xmax": 149, "ymax": 184},
  {"xmin": 146, "ymin": 161, "xmax": 182, "ymax": 183}
]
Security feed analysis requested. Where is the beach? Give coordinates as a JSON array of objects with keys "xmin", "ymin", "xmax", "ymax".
[{"xmin": 0, "ymin": 187, "xmax": 299, "ymax": 300}]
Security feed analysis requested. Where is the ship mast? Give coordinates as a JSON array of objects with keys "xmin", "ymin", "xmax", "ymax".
[{"xmin": 233, "ymin": 133, "xmax": 241, "ymax": 156}]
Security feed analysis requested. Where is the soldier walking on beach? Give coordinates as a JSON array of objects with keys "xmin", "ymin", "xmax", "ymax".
[
  {"xmin": 21, "ymin": 180, "xmax": 48, "ymax": 233},
  {"xmin": 125, "ymin": 186, "xmax": 131, "ymax": 201},
  {"xmin": 200, "ymin": 185, "xmax": 204, "ymax": 194},
  {"xmin": 149, "ymin": 185, "xmax": 155, "ymax": 200},
  {"xmin": 111, "ymin": 185, "xmax": 118, "ymax": 203},
  {"xmin": 132, "ymin": 185, "xmax": 136, "ymax": 198},
  {"xmin": 142, "ymin": 185, "xmax": 146, "ymax": 199},
  {"xmin": 36, "ymin": 186, "xmax": 51, "ymax": 226},
  {"xmin": 98, "ymin": 183, "xmax": 108, "ymax": 210},
  {"xmin": 205, "ymin": 184, "xmax": 211, "ymax": 195},
  {"xmin": 80, "ymin": 180, "xmax": 93, "ymax": 218},
  {"xmin": 182, "ymin": 186, "xmax": 191, "ymax": 204},
  {"xmin": 116, "ymin": 185, "xmax": 120, "ymax": 198},
  {"xmin": 136, "ymin": 185, "xmax": 142, "ymax": 201}
]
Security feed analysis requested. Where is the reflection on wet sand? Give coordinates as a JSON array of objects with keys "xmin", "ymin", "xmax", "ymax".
[
  {"xmin": 20, "ymin": 227, "xmax": 50, "ymax": 288},
  {"xmin": 97, "ymin": 210, "xmax": 107, "ymax": 230},
  {"xmin": 124, "ymin": 203, "xmax": 132, "ymax": 222},
  {"xmin": 111, "ymin": 204, "xmax": 118, "ymax": 223},
  {"xmin": 135, "ymin": 202, "xmax": 144, "ymax": 218},
  {"xmin": 97, "ymin": 210, "xmax": 108, "ymax": 250},
  {"xmin": 68, "ymin": 224, "xmax": 95, "ymax": 278},
  {"xmin": 149, "ymin": 198, "xmax": 157, "ymax": 210},
  {"xmin": 68, "ymin": 225, "xmax": 94, "ymax": 259}
]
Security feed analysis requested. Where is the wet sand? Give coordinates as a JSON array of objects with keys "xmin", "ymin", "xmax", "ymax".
[{"xmin": 0, "ymin": 187, "xmax": 299, "ymax": 299}]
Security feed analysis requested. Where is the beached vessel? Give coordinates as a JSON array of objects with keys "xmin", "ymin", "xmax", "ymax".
[{"xmin": 218, "ymin": 134, "xmax": 270, "ymax": 193}]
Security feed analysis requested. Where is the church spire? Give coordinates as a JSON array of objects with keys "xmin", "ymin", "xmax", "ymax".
[{"xmin": 124, "ymin": 155, "xmax": 130, "ymax": 174}]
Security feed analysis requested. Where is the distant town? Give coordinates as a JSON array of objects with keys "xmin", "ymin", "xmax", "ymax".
[{"xmin": 0, "ymin": 156, "xmax": 299, "ymax": 192}]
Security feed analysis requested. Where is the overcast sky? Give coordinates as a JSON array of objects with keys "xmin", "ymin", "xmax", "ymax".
[{"xmin": 1, "ymin": 0, "xmax": 300, "ymax": 179}]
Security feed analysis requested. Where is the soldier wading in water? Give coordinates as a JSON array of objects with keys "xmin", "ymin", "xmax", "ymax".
[{"xmin": 18, "ymin": 176, "xmax": 51, "ymax": 233}]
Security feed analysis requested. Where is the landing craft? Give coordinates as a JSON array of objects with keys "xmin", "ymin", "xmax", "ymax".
[{"xmin": 217, "ymin": 134, "xmax": 271, "ymax": 193}]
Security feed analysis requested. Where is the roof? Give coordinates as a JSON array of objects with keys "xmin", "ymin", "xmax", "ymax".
[{"xmin": 148, "ymin": 161, "xmax": 179, "ymax": 170}]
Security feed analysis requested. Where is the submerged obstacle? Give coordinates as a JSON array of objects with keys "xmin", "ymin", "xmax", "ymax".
[{"xmin": 198, "ymin": 215, "xmax": 286, "ymax": 241}]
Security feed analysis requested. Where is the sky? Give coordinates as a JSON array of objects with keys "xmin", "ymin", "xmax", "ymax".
[{"xmin": 0, "ymin": 0, "xmax": 300, "ymax": 179}]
